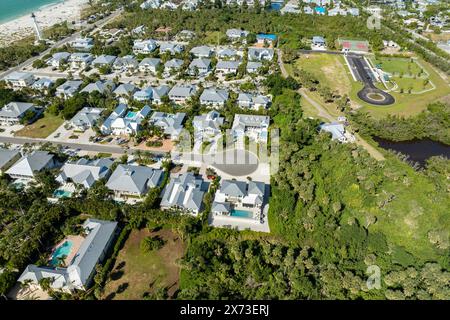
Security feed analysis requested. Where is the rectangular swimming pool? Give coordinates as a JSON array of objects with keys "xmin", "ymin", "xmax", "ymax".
[
  {"xmin": 125, "ymin": 111, "xmax": 137, "ymax": 118},
  {"xmin": 50, "ymin": 241, "xmax": 73, "ymax": 267},
  {"xmin": 53, "ymin": 189, "xmax": 72, "ymax": 198},
  {"xmin": 230, "ymin": 209, "xmax": 253, "ymax": 219}
]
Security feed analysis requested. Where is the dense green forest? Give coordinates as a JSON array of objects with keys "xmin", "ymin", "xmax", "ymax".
[{"xmin": 351, "ymin": 102, "xmax": 450, "ymax": 145}]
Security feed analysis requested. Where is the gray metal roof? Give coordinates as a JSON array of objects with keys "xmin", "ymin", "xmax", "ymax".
[
  {"xmin": 81, "ymin": 80, "xmax": 116, "ymax": 94},
  {"xmin": 0, "ymin": 148, "xmax": 20, "ymax": 170},
  {"xmin": 6, "ymin": 151, "xmax": 54, "ymax": 177},
  {"xmin": 160, "ymin": 172, "xmax": 205, "ymax": 212},
  {"xmin": 70, "ymin": 107, "xmax": 102, "ymax": 128},
  {"xmin": 0, "ymin": 102, "xmax": 35, "ymax": 118},
  {"xmin": 189, "ymin": 58, "xmax": 211, "ymax": 70},
  {"xmin": 106, "ymin": 164, "xmax": 164, "ymax": 195},
  {"xmin": 216, "ymin": 60, "xmax": 240, "ymax": 70},
  {"xmin": 211, "ymin": 201, "xmax": 231, "ymax": 213},
  {"xmin": 220, "ymin": 180, "xmax": 247, "ymax": 197},
  {"xmin": 248, "ymin": 47, "xmax": 274, "ymax": 61},
  {"xmin": 247, "ymin": 181, "xmax": 265, "ymax": 196},
  {"xmin": 189, "ymin": 45, "xmax": 213, "ymax": 57},
  {"xmin": 92, "ymin": 54, "xmax": 117, "ymax": 65},
  {"xmin": 168, "ymin": 85, "xmax": 197, "ymax": 98},
  {"xmin": 114, "ymin": 83, "xmax": 137, "ymax": 96},
  {"xmin": 200, "ymin": 88, "xmax": 229, "ymax": 104},
  {"xmin": 57, "ymin": 157, "xmax": 113, "ymax": 188},
  {"xmin": 139, "ymin": 58, "xmax": 161, "ymax": 67}
]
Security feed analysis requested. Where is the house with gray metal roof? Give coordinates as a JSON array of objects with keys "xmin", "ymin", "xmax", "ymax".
[
  {"xmin": 70, "ymin": 37, "xmax": 94, "ymax": 51},
  {"xmin": 160, "ymin": 172, "xmax": 207, "ymax": 215},
  {"xmin": 80, "ymin": 80, "xmax": 116, "ymax": 95},
  {"xmin": 188, "ymin": 58, "xmax": 211, "ymax": 76},
  {"xmin": 113, "ymin": 83, "xmax": 138, "ymax": 101},
  {"xmin": 18, "ymin": 218, "xmax": 118, "ymax": 291},
  {"xmin": 46, "ymin": 52, "xmax": 71, "ymax": 68},
  {"xmin": 248, "ymin": 47, "xmax": 274, "ymax": 61},
  {"xmin": 56, "ymin": 80, "xmax": 83, "ymax": 99},
  {"xmin": 0, "ymin": 102, "xmax": 36, "ymax": 126},
  {"xmin": 0, "ymin": 148, "xmax": 21, "ymax": 174},
  {"xmin": 246, "ymin": 61, "xmax": 262, "ymax": 73},
  {"xmin": 237, "ymin": 92, "xmax": 271, "ymax": 110},
  {"xmin": 168, "ymin": 85, "xmax": 197, "ymax": 104},
  {"xmin": 139, "ymin": 58, "xmax": 162, "ymax": 74},
  {"xmin": 158, "ymin": 42, "xmax": 184, "ymax": 55},
  {"xmin": 105, "ymin": 105, "xmax": 152, "ymax": 136},
  {"xmin": 189, "ymin": 45, "xmax": 213, "ymax": 58},
  {"xmin": 231, "ymin": 114, "xmax": 270, "ymax": 145},
  {"xmin": 149, "ymin": 111, "xmax": 186, "ymax": 140},
  {"xmin": 216, "ymin": 60, "xmax": 241, "ymax": 74},
  {"xmin": 69, "ymin": 107, "xmax": 103, "ymax": 131},
  {"xmin": 32, "ymin": 78, "xmax": 54, "ymax": 92},
  {"xmin": 6, "ymin": 151, "xmax": 56, "ymax": 181},
  {"xmin": 92, "ymin": 55, "xmax": 117, "ymax": 68},
  {"xmin": 200, "ymin": 88, "xmax": 229, "ymax": 107},
  {"xmin": 4, "ymin": 72, "xmax": 35, "ymax": 89},
  {"xmin": 100, "ymin": 104, "xmax": 127, "ymax": 134},
  {"xmin": 69, "ymin": 53, "xmax": 94, "ymax": 70},
  {"xmin": 226, "ymin": 28, "xmax": 249, "ymax": 41},
  {"xmin": 56, "ymin": 158, "xmax": 114, "ymax": 189},
  {"xmin": 133, "ymin": 39, "xmax": 157, "ymax": 54},
  {"xmin": 106, "ymin": 164, "xmax": 164, "ymax": 199},
  {"xmin": 164, "ymin": 58, "xmax": 184, "ymax": 73},
  {"xmin": 319, "ymin": 122, "xmax": 354, "ymax": 143},
  {"xmin": 152, "ymin": 85, "xmax": 171, "ymax": 104},
  {"xmin": 212, "ymin": 179, "xmax": 265, "ymax": 220},
  {"xmin": 112, "ymin": 55, "xmax": 138, "ymax": 72},
  {"xmin": 193, "ymin": 111, "xmax": 224, "ymax": 138},
  {"xmin": 217, "ymin": 48, "xmax": 241, "ymax": 59}
]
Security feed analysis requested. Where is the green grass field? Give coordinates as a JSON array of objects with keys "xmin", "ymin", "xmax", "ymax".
[
  {"xmin": 372, "ymin": 57, "xmax": 423, "ymax": 76},
  {"xmin": 15, "ymin": 113, "xmax": 64, "ymax": 138},
  {"xmin": 102, "ymin": 228, "xmax": 185, "ymax": 300}
]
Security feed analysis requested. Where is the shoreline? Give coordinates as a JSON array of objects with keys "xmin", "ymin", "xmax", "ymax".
[{"xmin": 0, "ymin": 0, "xmax": 90, "ymax": 47}]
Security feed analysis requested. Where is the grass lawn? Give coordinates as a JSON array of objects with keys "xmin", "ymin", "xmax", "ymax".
[
  {"xmin": 15, "ymin": 113, "xmax": 64, "ymax": 138},
  {"xmin": 372, "ymin": 56, "xmax": 423, "ymax": 76},
  {"xmin": 203, "ymin": 31, "xmax": 227, "ymax": 45},
  {"xmin": 102, "ymin": 228, "xmax": 185, "ymax": 300},
  {"xmin": 355, "ymin": 58, "xmax": 450, "ymax": 118},
  {"xmin": 295, "ymin": 53, "xmax": 352, "ymax": 96},
  {"xmin": 393, "ymin": 77, "xmax": 434, "ymax": 93}
]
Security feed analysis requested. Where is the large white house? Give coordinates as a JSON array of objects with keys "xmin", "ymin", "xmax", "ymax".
[
  {"xmin": 101, "ymin": 105, "xmax": 151, "ymax": 136},
  {"xmin": 18, "ymin": 219, "xmax": 118, "ymax": 291},
  {"xmin": 133, "ymin": 39, "xmax": 157, "ymax": 54},
  {"xmin": 6, "ymin": 151, "xmax": 56, "ymax": 181},
  {"xmin": 56, "ymin": 158, "xmax": 114, "ymax": 189},
  {"xmin": 4, "ymin": 72, "xmax": 35, "ymax": 90},
  {"xmin": 231, "ymin": 114, "xmax": 270, "ymax": 145},
  {"xmin": 0, "ymin": 102, "xmax": 37, "ymax": 126}
]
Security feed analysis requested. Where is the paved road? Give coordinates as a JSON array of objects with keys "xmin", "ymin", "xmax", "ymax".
[
  {"xmin": 0, "ymin": 9, "xmax": 123, "ymax": 79},
  {"xmin": 0, "ymin": 136, "xmax": 168, "ymax": 156}
]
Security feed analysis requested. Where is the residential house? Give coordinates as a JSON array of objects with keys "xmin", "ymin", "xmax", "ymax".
[
  {"xmin": 4, "ymin": 72, "xmax": 35, "ymax": 90},
  {"xmin": 149, "ymin": 112, "xmax": 186, "ymax": 140},
  {"xmin": 304, "ymin": 6, "xmax": 314, "ymax": 14},
  {"xmin": 106, "ymin": 105, "xmax": 152, "ymax": 136},
  {"xmin": 133, "ymin": 39, "xmax": 157, "ymax": 54},
  {"xmin": 151, "ymin": 85, "xmax": 171, "ymax": 104},
  {"xmin": 168, "ymin": 85, "xmax": 197, "ymax": 104},
  {"xmin": 139, "ymin": 58, "xmax": 162, "ymax": 74},
  {"xmin": 158, "ymin": 42, "xmax": 184, "ymax": 55},
  {"xmin": 312, "ymin": 36, "xmax": 326, "ymax": 50},
  {"xmin": 200, "ymin": 88, "xmax": 229, "ymax": 108},
  {"xmin": 212, "ymin": 179, "xmax": 265, "ymax": 220},
  {"xmin": 140, "ymin": 0, "xmax": 161, "ymax": 9},
  {"xmin": 112, "ymin": 55, "xmax": 138, "ymax": 73},
  {"xmin": 160, "ymin": 172, "xmax": 206, "ymax": 215},
  {"xmin": 216, "ymin": 60, "xmax": 241, "ymax": 74},
  {"xmin": 92, "ymin": 55, "xmax": 117, "ymax": 68},
  {"xmin": 237, "ymin": 92, "xmax": 271, "ymax": 110},
  {"xmin": 226, "ymin": 28, "xmax": 249, "ymax": 41},
  {"xmin": 0, "ymin": 102, "xmax": 36, "ymax": 126},
  {"xmin": 114, "ymin": 83, "xmax": 138, "ymax": 102},
  {"xmin": 248, "ymin": 47, "xmax": 274, "ymax": 61},
  {"xmin": 32, "ymin": 78, "xmax": 54, "ymax": 92},
  {"xmin": 190, "ymin": 45, "xmax": 213, "ymax": 58},
  {"xmin": 193, "ymin": 111, "xmax": 224, "ymax": 139},
  {"xmin": 231, "ymin": 114, "xmax": 270, "ymax": 145},
  {"xmin": 69, "ymin": 107, "xmax": 103, "ymax": 131},
  {"xmin": 56, "ymin": 158, "xmax": 114, "ymax": 189},
  {"xmin": 70, "ymin": 38, "xmax": 94, "ymax": 51},
  {"xmin": 256, "ymin": 33, "xmax": 277, "ymax": 46},
  {"xmin": 188, "ymin": 58, "xmax": 211, "ymax": 76},
  {"xmin": 81, "ymin": 80, "xmax": 116, "ymax": 95},
  {"xmin": 46, "ymin": 52, "xmax": 71, "ymax": 68},
  {"xmin": 18, "ymin": 219, "xmax": 118, "ymax": 291},
  {"xmin": 100, "ymin": 104, "xmax": 127, "ymax": 134},
  {"xmin": 6, "ymin": 151, "xmax": 56, "ymax": 181},
  {"xmin": 319, "ymin": 122, "xmax": 354, "ymax": 143},
  {"xmin": 246, "ymin": 61, "xmax": 262, "ymax": 73},
  {"xmin": 69, "ymin": 53, "xmax": 94, "ymax": 70},
  {"xmin": 217, "ymin": 48, "xmax": 241, "ymax": 60},
  {"xmin": 176, "ymin": 30, "xmax": 196, "ymax": 41},
  {"xmin": 106, "ymin": 164, "xmax": 164, "ymax": 199},
  {"xmin": 56, "ymin": 80, "xmax": 83, "ymax": 99},
  {"xmin": 164, "ymin": 58, "xmax": 184, "ymax": 74},
  {"xmin": 0, "ymin": 149, "xmax": 21, "ymax": 174}
]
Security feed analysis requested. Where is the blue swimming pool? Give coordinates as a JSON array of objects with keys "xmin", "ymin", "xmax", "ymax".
[
  {"xmin": 231, "ymin": 209, "xmax": 253, "ymax": 219},
  {"xmin": 125, "ymin": 111, "xmax": 137, "ymax": 118},
  {"xmin": 269, "ymin": 2, "xmax": 283, "ymax": 11},
  {"xmin": 53, "ymin": 189, "xmax": 72, "ymax": 198},
  {"xmin": 50, "ymin": 241, "xmax": 73, "ymax": 266}
]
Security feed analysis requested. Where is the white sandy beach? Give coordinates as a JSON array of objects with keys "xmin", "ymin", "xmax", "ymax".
[{"xmin": 0, "ymin": 0, "xmax": 90, "ymax": 46}]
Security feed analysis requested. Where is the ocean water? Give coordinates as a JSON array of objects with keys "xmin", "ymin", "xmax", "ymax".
[{"xmin": 0, "ymin": 0, "xmax": 64, "ymax": 24}]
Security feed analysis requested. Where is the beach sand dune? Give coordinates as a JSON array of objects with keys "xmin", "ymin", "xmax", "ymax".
[{"xmin": 0, "ymin": 0, "xmax": 89, "ymax": 46}]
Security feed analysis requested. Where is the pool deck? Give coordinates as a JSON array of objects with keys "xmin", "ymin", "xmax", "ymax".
[
  {"xmin": 48, "ymin": 235, "xmax": 84, "ymax": 267},
  {"xmin": 208, "ymin": 204, "xmax": 270, "ymax": 233}
]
